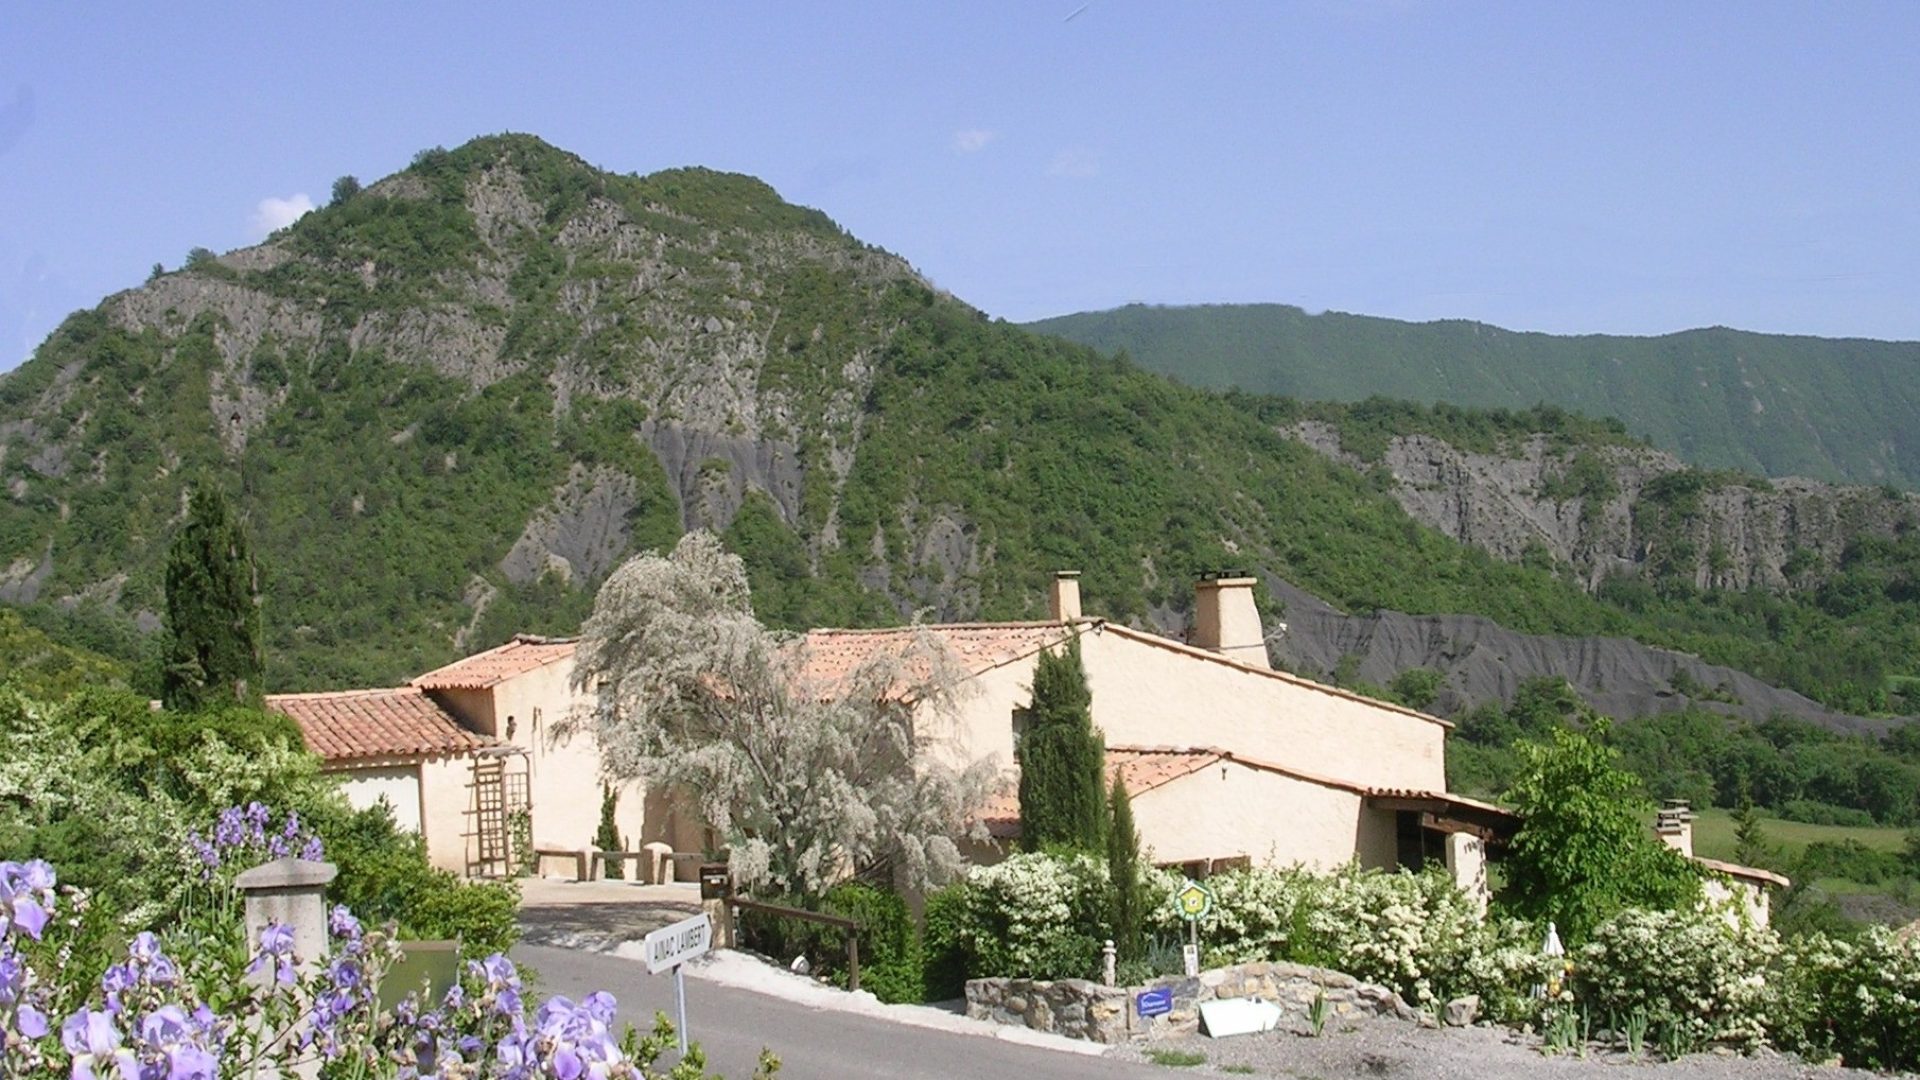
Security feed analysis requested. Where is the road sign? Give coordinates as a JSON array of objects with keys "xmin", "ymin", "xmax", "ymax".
[
  {"xmin": 643, "ymin": 913, "xmax": 713, "ymax": 974},
  {"xmin": 1136, "ymin": 987, "xmax": 1174, "ymax": 1018},
  {"xmin": 643, "ymin": 912, "xmax": 714, "ymax": 1054},
  {"xmin": 1175, "ymin": 879, "xmax": 1214, "ymax": 921}
]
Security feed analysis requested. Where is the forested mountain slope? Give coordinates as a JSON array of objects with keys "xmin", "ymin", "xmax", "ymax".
[
  {"xmin": 1, "ymin": 135, "xmax": 1916, "ymax": 734},
  {"xmin": 1027, "ymin": 303, "xmax": 1920, "ymax": 489}
]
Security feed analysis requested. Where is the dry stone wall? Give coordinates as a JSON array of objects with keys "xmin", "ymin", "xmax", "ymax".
[{"xmin": 965, "ymin": 960, "xmax": 1422, "ymax": 1044}]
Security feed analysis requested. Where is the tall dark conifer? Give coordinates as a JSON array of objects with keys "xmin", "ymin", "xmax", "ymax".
[
  {"xmin": 1017, "ymin": 638, "xmax": 1106, "ymax": 852},
  {"xmin": 1107, "ymin": 772, "xmax": 1145, "ymax": 962},
  {"xmin": 162, "ymin": 484, "xmax": 263, "ymax": 711}
]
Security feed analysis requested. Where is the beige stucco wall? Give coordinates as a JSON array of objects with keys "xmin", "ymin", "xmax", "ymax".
[
  {"xmin": 1081, "ymin": 629, "xmax": 1448, "ymax": 792},
  {"xmin": 1705, "ymin": 875, "xmax": 1771, "ymax": 928},
  {"xmin": 418, "ymin": 754, "xmax": 475, "ymax": 873},
  {"xmin": 935, "ymin": 626, "xmax": 1448, "ymax": 796},
  {"xmin": 336, "ymin": 764, "xmax": 423, "ymax": 834},
  {"xmin": 1129, "ymin": 760, "xmax": 1398, "ymax": 872},
  {"xmin": 482, "ymin": 659, "xmax": 649, "ymax": 857}
]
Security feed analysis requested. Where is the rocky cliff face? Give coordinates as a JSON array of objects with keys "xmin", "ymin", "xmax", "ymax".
[
  {"xmin": 1286, "ymin": 421, "xmax": 1919, "ymax": 592},
  {"xmin": 1266, "ymin": 579, "xmax": 1893, "ymax": 737}
]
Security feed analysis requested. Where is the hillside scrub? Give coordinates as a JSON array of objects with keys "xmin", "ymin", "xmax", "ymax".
[{"xmin": 1444, "ymin": 678, "xmax": 1920, "ymax": 829}]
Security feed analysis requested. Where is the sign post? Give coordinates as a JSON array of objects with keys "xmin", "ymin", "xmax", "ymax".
[
  {"xmin": 1174, "ymin": 879, "xmax": 1213, "ymax": 977},
  {"xmin": 642, "ymin": 913, "xmax": 713, "ymax": 1054}
]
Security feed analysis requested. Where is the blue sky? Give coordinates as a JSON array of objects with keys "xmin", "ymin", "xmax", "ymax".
[{"xmin": 3, "ymin": 2, "xmax": 1918, "ymax": 370}]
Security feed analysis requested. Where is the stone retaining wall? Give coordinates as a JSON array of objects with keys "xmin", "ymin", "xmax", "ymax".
[{"xmin": 965, "ymin": 960, "xmax": 1422, "ymax": 1044}]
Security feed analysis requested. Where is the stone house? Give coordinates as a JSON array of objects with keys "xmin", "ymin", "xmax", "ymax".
[
  {"xmin": 800, "ymin": 572, "xmax": 1518, "ymax": 896},
  {"xmin": 269, "ymin": 635, "xmax": 666, "ymax": 876},
  {"xmin": 1654, "ymin": 800, "xmax": 1790, "ymax": 926}
]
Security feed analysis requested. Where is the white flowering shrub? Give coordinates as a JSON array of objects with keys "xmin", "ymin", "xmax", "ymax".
[
  {"xmin": 948, "ymin": 852, "xmax": 1109, "ymax": 980},
  {"xmin": 1782, "ymin": 927, "xmax": 1920, "ymax": 1070},
  {"xmin": 1575, "ymin": 906, "xmax": 1783, "ymax": 1050},
  {"xmin": 1142, "ymin": 862, "xmax": 1548, "ymax": 1012},
  {"xmin": 1144, "ymin": 864, "xmax": 1311, "ymax": 964}
]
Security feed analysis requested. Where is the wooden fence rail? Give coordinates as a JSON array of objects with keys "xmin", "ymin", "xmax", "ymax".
[{"xmin": 727, "ymin": 896, "xmax": 865, "ymax": 992}]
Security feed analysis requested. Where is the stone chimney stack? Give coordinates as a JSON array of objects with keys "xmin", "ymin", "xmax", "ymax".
[
  {"xmin": 1048, "ymin": 570, "xmax": 1082, "ymax": 622},
  {"xmin": 1655, "ymin": 799, "xmax": 1694, "ymax": 858},
  {"xmin": 1192, "ymin": 573, "xmax": 1270, "ymax": 670}
]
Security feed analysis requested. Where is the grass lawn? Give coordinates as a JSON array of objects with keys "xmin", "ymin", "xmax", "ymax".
[{"xmin": 1690, "ymin": 807, "xmax": 1906, "ymax": 863}]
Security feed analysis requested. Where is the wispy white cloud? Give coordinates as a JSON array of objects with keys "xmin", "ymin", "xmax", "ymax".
[
  {"xmin": 1045, "ymin": 147, "xmax": 1098, "ymax": 178},
  {"xmin": 249, "ymin": 193, "xmax": 314, "ymax": 240},
  {"xmin": 952, "ymin": 128, "xmax": 997, "ymax": 153}
]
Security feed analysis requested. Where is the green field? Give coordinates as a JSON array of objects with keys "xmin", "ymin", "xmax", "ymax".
[{"xmin": 1690, "ymin": 807, "xmax": 1906, "ymax": 863}]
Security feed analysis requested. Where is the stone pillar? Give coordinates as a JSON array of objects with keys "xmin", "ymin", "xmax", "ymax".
[
  {"xmin": 234, "ymin": 857, "xmax": 338, "ymax": 982},
  {"xmin": 644, "ymin": 841, "xmax": 675, "ymax": 884},
  {"xmin": 1444, "ymin": 834, "xmax": 1487, "ymax": 916}
]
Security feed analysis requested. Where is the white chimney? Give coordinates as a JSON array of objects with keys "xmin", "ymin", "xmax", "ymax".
[
  {"xmin": 1048, "ymin": 570, "xmax": 1082, "ymax": 621},
  {"xmin": 1192, "ymin": 575, "xmax": 1269, "ymax": 669},
  {"xmin": 1655, "ymin": 799, "xmax": 1694, "ymax": 859}
]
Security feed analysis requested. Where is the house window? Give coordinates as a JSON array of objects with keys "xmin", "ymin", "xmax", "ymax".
[
  {"xmin": 1010, "ymin": 706, "xmax": 1032, "ymax": 749},
  {"xmin": 1394, "ymin": 811, "xmax": 1446, "ymax": 871}
]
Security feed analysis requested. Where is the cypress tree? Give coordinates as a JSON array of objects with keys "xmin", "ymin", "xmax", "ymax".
[
  {"xmin": 1017, "ymin": 637, "xmax": 1106, "ymax": 852},
  {"xmin": 1107, "ymin": 771, "xmax": 1145, "ymax": 963},
  {"xmin": 1732, "ymin": 793, "xmax": 1773, "ymax": 869},
  {"xmin": 162, "ymin": 484, "xmax": 263, "ymax": 711},
  {"xmin": 596, "ymin": 785, "xmax": 624, "ymax": 879}
]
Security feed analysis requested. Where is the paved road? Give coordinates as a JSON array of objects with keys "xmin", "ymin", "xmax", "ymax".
[{"xmin": 512, "ymin": 945, "xmax": 1172, "ymax": 1080}]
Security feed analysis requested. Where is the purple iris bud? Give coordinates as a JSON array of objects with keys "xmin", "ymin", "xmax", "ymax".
[{"xmin": 0, "ymin": 952, "xmax": 21, "ymax": 1004}]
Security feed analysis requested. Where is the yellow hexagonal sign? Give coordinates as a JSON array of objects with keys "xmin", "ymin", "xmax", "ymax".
[{"xmin": 1175, "ymin": 879, "xmax": 1213, "ymax": 921}]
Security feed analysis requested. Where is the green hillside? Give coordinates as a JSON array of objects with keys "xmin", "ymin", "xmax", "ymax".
[
  {"xmin": 1027, "ymin": 303, "xmax": 1920, "ymax": 489},
  {"xmin": 1, "ymin": 135, "xmax": 1919, "ymax": 726}
]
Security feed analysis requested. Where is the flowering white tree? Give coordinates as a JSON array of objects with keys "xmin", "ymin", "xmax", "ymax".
[{"xmin": 570, "ymin": 531, "xmax": 1000, "ymax": 899}]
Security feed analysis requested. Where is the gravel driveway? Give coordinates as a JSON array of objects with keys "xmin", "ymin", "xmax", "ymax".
[{"xmin": 1106, "ymin": 1014, "xmax": 1897, "ymax": 1080}]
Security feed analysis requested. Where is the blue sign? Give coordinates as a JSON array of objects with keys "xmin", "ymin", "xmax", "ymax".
[{"xmin": 1136, "ymin": 988, "xmax": 1174, "ymax": 1019}]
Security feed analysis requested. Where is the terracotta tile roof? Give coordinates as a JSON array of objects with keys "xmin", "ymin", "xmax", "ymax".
[
  {"xmin": 412, "ymin": 635, "xmax": 577, "ymax": 690},
  {"xmin": 793, "ymin": 622, "xmax": 1078, "ymax": 691},
  {"xmin": 1694, "ymin": 855, "xmax": 1791, "ymax": 889},
  {"xmin": 978, "ymin": 745, "xmax": 1513, "ymax": 840},
  {"xmin": 268, "ymin": 687, "xmax": 496, "ymax": 764},
  {"xmin": 977, "ymin": 746, "xmax": 1227, "ymax": 838}
]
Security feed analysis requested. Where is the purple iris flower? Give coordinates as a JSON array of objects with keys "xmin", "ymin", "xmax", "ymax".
[
  {"xmin": 16, "ymin": 1002, "xmax": 47, "ymax": 1038},
  {"xmin": 62, "ymin": 1008, "xmax": 136, "ymax": 1080},
  {"xmin": 247, "ymin": 922, "xmax": 298, "ymax": 985},
  {"xmin": 139, "ymin": 1005, "xmax": 220, "ymax": 1079},
  {"xmin": 0, "ymin": 860, "xmax": 53, "ymax": 941},
  {"xmin": 327, "ymin": 905, "xmax": 361, "ymax": 941}
]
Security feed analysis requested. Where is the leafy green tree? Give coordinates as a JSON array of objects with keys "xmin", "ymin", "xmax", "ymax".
[
  {"xmin": 330, "ymin": 174, "xmax": 362, "ymax": 205},
  {"xmin": 596, "ymin": 784, "xmax": 623, "ymax": 880},
  {"xmin": 161, "ymin": 484, "xmax": 264, "ymax": 711},
  {"xmin": 1388, "ymin": 667, "xmax": 1444, "ymax": 711},
  {"xmin": 1106, "ymin": 772, "xmax": 1145, "ymax": 963},
  {"xmin": 1017, "ymin": 638, "xmax": 1105, "ymax": 852},
  {"xmin": 1499, "ymin": 724, "xmax": 1702, "ymax": 941}
]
